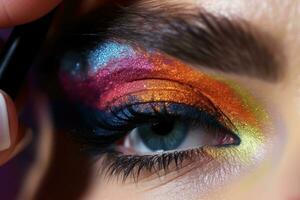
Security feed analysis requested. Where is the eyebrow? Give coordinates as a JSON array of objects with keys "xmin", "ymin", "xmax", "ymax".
[{"xmin": 60, "ymin": 2, "xmax": 284, "ymax": 82}]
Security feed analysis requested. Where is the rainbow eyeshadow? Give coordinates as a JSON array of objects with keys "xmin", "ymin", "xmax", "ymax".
[{"xmin": 59, "ymin": 41, "xmax": 269, "ymax": 163}]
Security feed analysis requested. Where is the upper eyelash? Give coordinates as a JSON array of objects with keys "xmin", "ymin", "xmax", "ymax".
[
  {"xmin": 101, "ymin": 97, "xmax": 235, "ymax": 129},
  {"xmin": 69, "ymin": 100, "xmax": 236, "ymax": 146}
]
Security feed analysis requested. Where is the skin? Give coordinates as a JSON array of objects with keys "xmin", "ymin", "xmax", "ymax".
[
  {"xmin": 0, "ymin": 0, "xmax": 61, "ymax": 27},
  {"xmin": 1, "ymin": 0, "xmax": 300, "ymax": 200},
  {"xmin": 82, "ymin": 1, "xmax": 300, "ymax": 200}
]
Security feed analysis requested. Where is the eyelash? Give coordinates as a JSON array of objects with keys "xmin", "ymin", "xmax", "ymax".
[
  {"xmin": 66, "ymin": 98, "xmax": 240, "ymax": 181},
  {"xmin": 99, "ymin": 148, "xmax": 211, "ymax": 182}
]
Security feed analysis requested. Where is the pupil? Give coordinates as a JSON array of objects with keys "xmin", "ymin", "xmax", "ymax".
[{"xmin": 151, "ymin": 121, "xmax": 174, "ymax": 136}]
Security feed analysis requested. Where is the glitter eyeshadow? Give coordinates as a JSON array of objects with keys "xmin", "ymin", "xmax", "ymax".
[
  {"xmin": 87, "ymin": 42, "xmax": 136, "ymax": 74},
  {"xmin": 60, "ymin": 41, "xmax": 270, "ymax": 164}
]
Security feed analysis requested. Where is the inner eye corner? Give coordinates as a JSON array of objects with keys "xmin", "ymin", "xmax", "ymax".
[
  {"xmin": 233, "ymin": 133, "xmax": 242, "ymax": 145},
  {"xmin": 222, "ymin": 131, "xmax": 241, "ymax": 147}
]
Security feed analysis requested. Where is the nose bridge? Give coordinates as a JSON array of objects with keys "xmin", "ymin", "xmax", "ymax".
[
  {"xmin": 275, "ymin": 131, "xmax": 300, "ymax": 198},
  {"xmin": 268, "ymin": 82, "xmax": 300, "ymax": 199}
]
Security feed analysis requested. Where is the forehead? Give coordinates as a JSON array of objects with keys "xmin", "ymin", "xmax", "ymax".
[
  {"xmin": 177, "ymin": 0, "xmax": 299, "ymax": 38},
  {"xmin": 197, "ymin": 0, "xmax": 299, "ymax": 50},
  {"xmin": 84, "ymin": 0, "xmax": 299, "ymax": 40}
]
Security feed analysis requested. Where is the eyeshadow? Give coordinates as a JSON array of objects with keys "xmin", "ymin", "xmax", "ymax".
[
  {"xmin": 87, "ymin": 42, "xmax": 136, "ymax": 74},
  {"xmin": 59, "ymin": 41, "xmax": 270, "ymax": 163}
]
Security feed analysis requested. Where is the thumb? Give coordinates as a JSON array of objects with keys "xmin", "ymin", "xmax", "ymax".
[
  {"xmin": 0, "ymin": 90, "xmax": 28, "ymax": 166},
  {"xmin": 0, "ymin": 0, "xmax": 61, "ymax": 27}
]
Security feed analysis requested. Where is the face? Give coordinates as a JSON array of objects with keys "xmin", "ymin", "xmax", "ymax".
[{"xmin": 26, "ymin": 0, "xmax": 300, "ymax": 200}]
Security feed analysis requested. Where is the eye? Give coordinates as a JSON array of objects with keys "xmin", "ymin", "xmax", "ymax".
[
  {"xmin": 59, "ymin": 41, "xmax": 269, "ymax": 186},
  {"xmin": 121, "ymin": 118, "xmax": 237, "ymax": 155},
  {"xmin": 85, "ymin": 98, "xmax": 240, "ymax": 155},
  {"xmin": 127, "ymin": 121, "xmax": 219, "ymax": 153}
]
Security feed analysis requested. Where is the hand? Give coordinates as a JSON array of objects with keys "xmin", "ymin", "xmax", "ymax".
[
  {"xmin": 0, "ymin": 90, "xmax": 23, "ymax": 166},
  {"xmin": 0, "ymin": 0, "xmax": 61, "ymax": 166},
  {"xmin": 0, "ymin": 0, "xmax": 61, "ymax": 27}
]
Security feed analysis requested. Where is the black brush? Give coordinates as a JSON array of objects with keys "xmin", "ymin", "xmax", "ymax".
[{"xmin": 0, "ymin": 10, "xmax": 55, "ymax": 99}]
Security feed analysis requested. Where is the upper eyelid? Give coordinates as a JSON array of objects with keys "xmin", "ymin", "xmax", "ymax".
[{"xmin": 58, "ymin": 39, "xmax": 261, "ymax": 129}]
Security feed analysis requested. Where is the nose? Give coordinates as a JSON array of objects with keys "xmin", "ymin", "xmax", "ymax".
[{"xmin": 267, "ymin": 108, "xmax": 300, "ymax": 200}]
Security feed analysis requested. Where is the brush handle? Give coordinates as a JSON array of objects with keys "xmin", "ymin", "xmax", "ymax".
[{"xmin": 0, "ymin": 11, "xmax": 55, "ymax": 99}]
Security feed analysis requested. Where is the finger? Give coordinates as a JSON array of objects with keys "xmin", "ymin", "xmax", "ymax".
[
  {"xmin": 0, "ymin": 0, "xmax": 61, "ymax": 27},
  {"xmin": 0, "ymin": 90, "xmax": 24, "ymax": 166}
]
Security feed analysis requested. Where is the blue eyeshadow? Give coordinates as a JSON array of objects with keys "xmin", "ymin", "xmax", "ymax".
[{"xmin": 87, "ymin": 41, "xmax": 135, "ymax": 73}]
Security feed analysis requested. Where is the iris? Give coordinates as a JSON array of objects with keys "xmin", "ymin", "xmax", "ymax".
[{"xmin": 136, "ymin": 120, "xmax": 188, "ymax": 151}]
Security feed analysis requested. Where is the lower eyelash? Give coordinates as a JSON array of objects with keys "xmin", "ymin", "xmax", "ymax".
[{"xmin": 98, "ymin": 147, "xmax": 214, "ymax": 183}]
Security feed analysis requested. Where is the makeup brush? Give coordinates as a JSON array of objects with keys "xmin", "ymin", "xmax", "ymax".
[{"xmin": 0, "ymin": 11, "xmax": 55, "ymax": 99}]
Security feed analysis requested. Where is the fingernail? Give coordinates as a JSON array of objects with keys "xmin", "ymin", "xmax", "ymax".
[{"xmin": 0, "ymin": 93, "xmax": 11, "ymax": 151}]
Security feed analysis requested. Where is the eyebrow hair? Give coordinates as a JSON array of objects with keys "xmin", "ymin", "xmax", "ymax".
[{"xmin": 60, "ymin": 2, "xmax": 284, "ymax": 82}]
